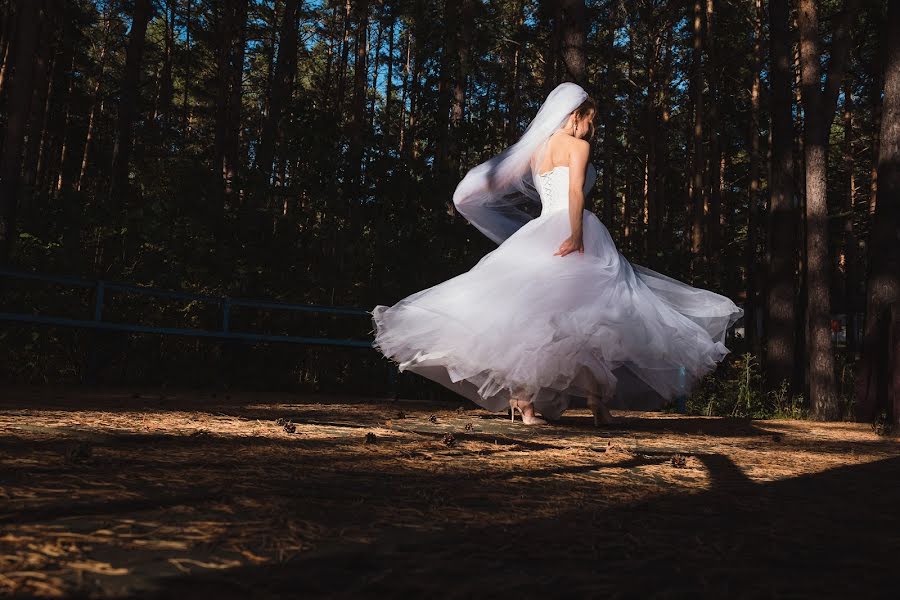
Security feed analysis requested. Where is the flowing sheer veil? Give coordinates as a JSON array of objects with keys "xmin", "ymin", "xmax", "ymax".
[{"xmin": 451, "ymin": 82, "xmax": 589, "ymax": 244}]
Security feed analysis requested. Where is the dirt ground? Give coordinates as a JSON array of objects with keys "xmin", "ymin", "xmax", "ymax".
[{"xmin": 1, "ymin": 385, "xmax": 898, "ymax": 599}]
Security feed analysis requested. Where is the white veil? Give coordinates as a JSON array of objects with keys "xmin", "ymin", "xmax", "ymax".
[{"xmin": 451, "ymin": 82, "xmax": 589, "ymax": 244}]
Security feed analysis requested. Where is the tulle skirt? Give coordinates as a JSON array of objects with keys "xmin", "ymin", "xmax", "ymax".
[{"xmin": 370, "ymin": 208, "xmax": 743, "ymax": 420}]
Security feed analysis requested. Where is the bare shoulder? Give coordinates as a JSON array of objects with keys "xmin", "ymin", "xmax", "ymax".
[
  {"xmin": 566, "ymin": 137, "xmax": 590, "ymax": 166},
  {"xmin": 569, "ymin": 137, "xmax": 590, "ymax": 155}
]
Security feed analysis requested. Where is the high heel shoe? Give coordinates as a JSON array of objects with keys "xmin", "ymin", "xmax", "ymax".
[
  {"xmin": 587, "ymin": 393, "xmax": 619, "ymax": 427},
  {"xmin": 509, "ymin": 397, "xmax": 547, "ymax": 425}
]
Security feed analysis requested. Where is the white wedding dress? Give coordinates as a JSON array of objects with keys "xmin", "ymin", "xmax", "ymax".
[{"xmin": 370, "ymin": 162, "xmax": 743, "ymax": 420}]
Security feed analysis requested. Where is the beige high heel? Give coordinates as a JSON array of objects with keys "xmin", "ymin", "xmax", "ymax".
[
  {"xmin": 587, "ymin": 393, "xmax": 619, "ymax": 426},
  {"xmin": 508, "ymin": 396, "xmax": 547, "ymax": 425}
]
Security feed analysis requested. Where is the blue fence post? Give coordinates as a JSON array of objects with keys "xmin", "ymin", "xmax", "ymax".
[
  {"xmin": 94, "ymin": 281, "xmax": 105, "ymax": 321},
  {"xmin": 219, "ymin": 299, "xmax": 232, "ymax": 390},
  {"xmin": 222, "ymin": 299, "xmax": 231, "ymax": 333},
  {"xmin": 86, "ymin": 281, "xmax": 106, "ymax": 384}
]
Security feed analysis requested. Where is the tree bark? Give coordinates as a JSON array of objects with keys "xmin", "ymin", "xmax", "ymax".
[
  {"xmin": 406, "ymin": 3, "xmax": 422, "ymax": 161},
  {"xmin": 152, "ymin": 0, "xmax": 175, "ymax": 132},
  {"xmin": 747, "ymin": 0, "xmax": 764, "ymax": 358},
  {"xmin": 20, "ymin": 8, "xmax": 54, "ymax": 193},
  {"xmin": 797, "ymin": 0, "xmax": 860, "ymax": 420},
  {"xmin": 505, "ymin": 0, "xmax": 524, "ymax": 146},
  {"xmin": 705, "ymin": 0, "xmax": 721, "ymax": 280},
  {"xmin": 0, "ymin": 0, "xmax": 42, "ymax": 264},
  {"xmin": 867, "ymin": 6, "xmax": 885, "ymax": 217},
  {"xmin": 449, "ymin": 0, "xmax": 474, "ymax": 213},
  {"xmin": 225, "ymin": 0, "xmax": 247, "ymax": 208},
  {"xmin": 108, "ymin": 0, "xmax": 152, "ymax": 212},
  {"xmin": 0, "ymin": 0, "xmax": 16, "ymax": 99},
  {"xmin": 334, "ymin": 0, "xmax": 351, "ymax": 120},
  {"xmin": 559, "ymin": 0, "xmax": 586, "ymax": 86},
  {"xmin": 643, "ymin": 27, "xmax": 659, "ymax": 258},
  {"xmin": 542, "ymin": 0, "xmax": 561, "ymax": 94},
  {"xmin": 254, "ymin": 0, "xmax": 299, "ymax": 206},
  {"xmin": 369, "ymin": 9, "xmax": 383, "ymax": 134},
  {"xmin": 601, "ymin": 7, "xmax": 616, "ymax": 230},
  {"xmin": 213, "ymin": 0, "xmax": 247, "ymax": 214},
  {"xmin": 765, "ymin": 0, "xmax": 798, "ymax": 392},
  {"xmin": 398, "ymin": 26, "xmax": 410, "ymax": 155},
  {"xmin": 689, "ymin": 0, "xmax": 704, "ymax": 275},
  {"xmin": 436, "ymin": 0, "xmax": 459, "ymax": 181},
  {"xmin": 75, "ymin": 14, "xmax": 112, "ymax": 193},
  {"xmin": 855, "ymin": 0, "xmax": 900, "ymax": 423},
  {"xmin": 841, "ymin": 76, "xmax": 858, "ymax": 355},
  {"xmin": 346, "ymin": 0, "xmax": 368, "ymax": 201},
  {"xmin": 212, "ymin": 0, "xmax": 234, "ymax": 209},
  {"xmin": 181, "ymin": 0, "xmax": 192, "ymax": 133},
  {"xmin": 383, "ymin": 12, "xmax": 394, "ymax": 145}
]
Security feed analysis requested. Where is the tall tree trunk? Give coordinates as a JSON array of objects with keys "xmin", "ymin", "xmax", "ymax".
[
  {"xmin": 211, "ymin": 0, "xmax": 231, "ymax": 192},
  {"xmin": 0, "ymin": 0, "xmax": 16, "ymax": 99},
  {"xmin": 406, "ymin": 4, "xmax": 422, "ymax": 162},
  {"xmin": 346, "ymin": 0, "xmax": 368, "ymax": 201},
  {"xmin": 559, "ymin": 0, "xmax": 586, "ymax": 86},
  {"xmin": 152, "ymin": 0, "xmax": 175, "ymax": 132},
  {"xmin": 855, "ymin": 0, "xmax": 900, "ymax": 423},
  {"xmin": 369, "ymin": 10, "xmax": 383, "ymax": 134},
  {"xmin": 797, "ymin": 0, "xmax": 859, "ymax": 420},
  {"xmin": 334, "ymin": 0, "xmax": 351, "ymax": 120},
  {"xmin": 867, "ymin": 12, "xmax": 884, "ymax": 217},
  {"xmin": 601, "ymin": 8, "xmax": 616, "ymax": 230},
  {"xmin": 398, "ymin": 27, "xmax": 410, "ymax": 155},
  {"xmin": 20, "ymin": 11, "xmax": 54, "ymax": 192},
  {"xmin": 641, "ymin": 13, "xmax": 658, "ymax": 259},
  {"xmin": 181, "ymin": 0, "xmax": 192, "ymax": 133},
  {"xmin": 255, "ymin": 0, "xmax": 300, "ymax": 198},
  {"xmin": 689, "ymin": 0, "xmax": 704, "ymax": 275},
  {"xmin": 35, "ymin": 0, "xmax": 69, "ymax": 194},
  {"xmin": 213, "ymin": 0, "xmax": 247, "ymax": 215},
  {"xmin": 765, "ymin": 0, "xmax": 798, "ymax": 392},
  {"xmin": 705, "ymin": 0, "xmax": 721, "ymax": 280},
  {"xmin": 449, "ymin": 0, "xmax": 474, "ymax": 213},
  {"xmin": 747, "ymin": 0, "xmax": 764, "ymax": 358},
  {"xmin": 505, "ymin": 0, "xmax": 524, "ymax": 146},
  {"xmin": 542, "ymin": 0, "xmax": 561, "ymax": 94},
  {"xmin": 224, "ymin": 0, "xmax": 247, "ymax": 210},
  {"xmin": 657, "ymin": 30, "xmax": 673, "ymax": 249},
  {"xmin": 436, "ymin": 0, "xmax": 459, "ymax": 181},
  {"xmin": 621, "ymin": 16, "xmax": 634, "ymax": 250},
  {"xmin": 76, "ymin": 23, "xmax": 111, "ymax": 193},
  {"xmin": 383, "ymin": 13, "xmax": 394, "ymax": 146},
  {"xmin": 841, "ymin": 76, "xmax": 858, "ymax": 355},
  {"xmin": 0, "ymin": 0, "xmax": 41, "ymax": 264},
  {"xmin": 50, "ymin": 44, "xmax": 76, "ymax": 196},
  {"xmin": 108, "ymin": 0, "xmax": 152, "ymax": 212},
  {"xmin": 683, "ymin": 88, "xmax": 694, "ymax": 253}
]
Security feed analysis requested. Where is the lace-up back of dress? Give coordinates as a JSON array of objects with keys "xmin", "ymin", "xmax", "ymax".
[{"xmin": 537, "ymin": 164, "xmax": 597, "ymax": 215}]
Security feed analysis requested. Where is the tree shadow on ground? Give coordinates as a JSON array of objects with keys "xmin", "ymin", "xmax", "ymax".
[{"xmin": 126, "ymin": 454, "xmax": 900, "ymax": 599}]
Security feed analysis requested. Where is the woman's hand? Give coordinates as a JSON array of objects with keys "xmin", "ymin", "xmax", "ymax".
[{"xmin": 554, "ymin": 234, "xmax": 584, "ymax": 257}]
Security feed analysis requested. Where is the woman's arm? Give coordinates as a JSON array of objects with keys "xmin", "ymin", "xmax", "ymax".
[
  {"xmin": 554, "ymin": 139, "xmax": 590, "ymax": 257},
  {"xmin": 567, "ymin": 139, "xmax": 590, "ymax": 238}
]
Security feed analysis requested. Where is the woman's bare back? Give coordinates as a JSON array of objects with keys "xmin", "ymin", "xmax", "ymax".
[{"xmin": 536, "ymin": 130, "xmax": 582, "ymax": 175}]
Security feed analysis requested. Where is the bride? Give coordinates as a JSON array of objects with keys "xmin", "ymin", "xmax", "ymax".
[{"xmin": 370, "ymin": 82, "xmax": 743, "ymax": 426}]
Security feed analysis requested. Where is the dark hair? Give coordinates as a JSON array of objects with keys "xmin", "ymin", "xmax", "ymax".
[{"xmin": 574, "ymin": 97, "xmax": 597, "ymax": 141}]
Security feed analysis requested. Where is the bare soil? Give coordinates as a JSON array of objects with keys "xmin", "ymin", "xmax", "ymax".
[{"xmin": 1, "ymin": 385, "xmax": 898, "ymax": 598}]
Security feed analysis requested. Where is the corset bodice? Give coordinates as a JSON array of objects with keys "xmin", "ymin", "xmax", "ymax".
[{"xmin": 535, "ymin": 163, "xmax": 597, "ymax": 215}]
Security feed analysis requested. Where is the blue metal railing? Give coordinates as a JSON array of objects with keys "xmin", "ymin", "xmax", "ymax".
[{"xmin": 0, "ymin": 267, "xmax": 374, "ymax": 348}]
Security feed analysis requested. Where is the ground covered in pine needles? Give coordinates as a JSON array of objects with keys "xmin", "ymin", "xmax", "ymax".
[{"xmin": 1, "ymin": 385, "xmax": 898, "ymax": 598}]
